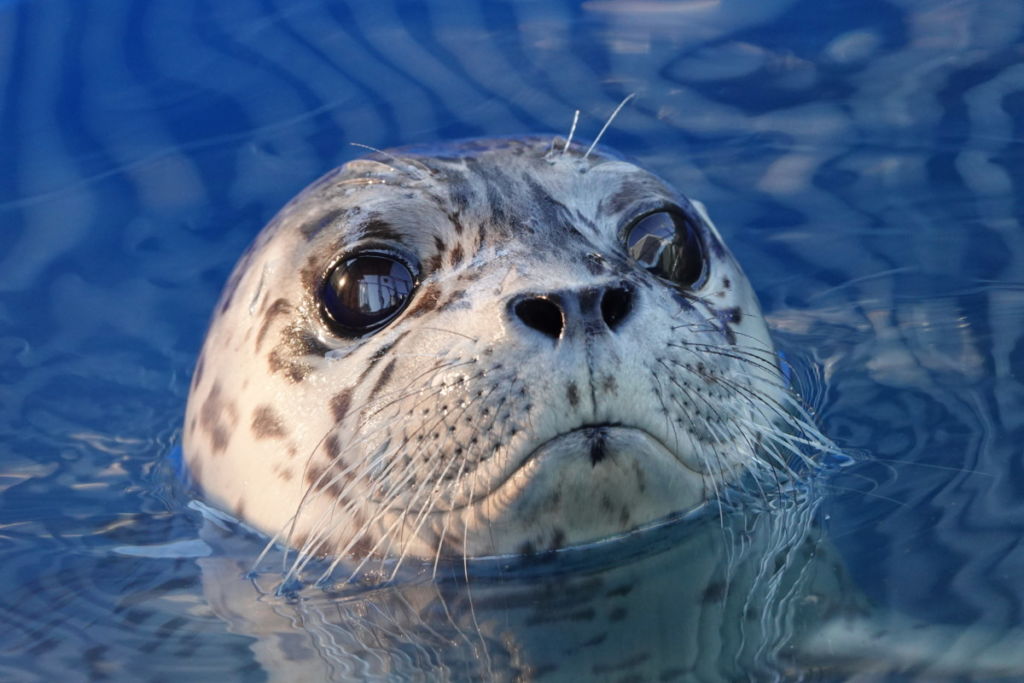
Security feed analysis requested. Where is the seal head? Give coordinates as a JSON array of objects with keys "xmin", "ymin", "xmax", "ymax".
[{"xmin": 183, "ymin": 137, "xmax": 802, "ymax": 562}]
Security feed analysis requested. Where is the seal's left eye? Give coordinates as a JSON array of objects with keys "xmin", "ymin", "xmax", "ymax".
[
  {"xmin": 625, "ymin": 210, "xmax": 705, "ymax": 288},
  {"xmin": 320, "ymin": 254, "xmax": 416, "ymax": 335}
]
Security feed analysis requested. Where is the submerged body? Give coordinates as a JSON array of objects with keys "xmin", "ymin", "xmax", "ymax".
[
  {"xmin": 196, "ymin": 495, "xmax": 854, "ymax": 681},
  {"xmin": 183, "ymin": 136, "xmax": 819, "ymax": 569}
]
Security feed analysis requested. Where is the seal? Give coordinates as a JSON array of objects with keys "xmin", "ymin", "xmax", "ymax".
[
  {"xmin": 184, "ymin": 135, "xmax": 1024, "ymax": 682},
  {"xmin": 182, "ymin": 135, "xmax": 825, "ymax": 572}
]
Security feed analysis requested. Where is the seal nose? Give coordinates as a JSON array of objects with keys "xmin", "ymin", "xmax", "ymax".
[{"xmin": 511, "ymin": 282, "xmax": 634, "ymax": 341}]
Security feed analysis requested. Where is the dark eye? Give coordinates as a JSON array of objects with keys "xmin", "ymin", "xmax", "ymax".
[
  {"xmin": 625, "ymin": 210, "xmax": 705, "ymax": 288},
  {"xmin": 320, "ymin": 253, "xmax": 416, "ymax": 335}
]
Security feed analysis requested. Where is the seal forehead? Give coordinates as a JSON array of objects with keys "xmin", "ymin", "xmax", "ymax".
[{"xmin": 291, "ymin": 137, "xmax": 689, "ymax": 273}]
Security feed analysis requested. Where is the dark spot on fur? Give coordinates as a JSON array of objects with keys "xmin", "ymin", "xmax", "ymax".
[
  {"xmin": 324, "ymin": 433, "xmax": 340, "ymax": 458},
  {"xmin": 444, "ymin": 170, "xmax": 475, "ymax": 213},
  {"xmin": 371, "ymin": 357, "xmax": 398, "ymax": 394},
  {"xmin": 306, "ymin": 463, "xmax": 325, "ymax": 487},
  {"xmin": 405, "ymin": 282, "xmax": 441, "ymax": 318},
  {"xmin": 720, "ymin": 306, "xmax": 741, "ymax": 325},
  {"xmin": 450, "ymin": 213, "xmax": 465, "ymax": 235},
  {"xmin": 450, "ymin": 243, "xmax": 464, "ymax": 267},
  {"xmin": 300, "ymin": 207, "xmax": 344, "ymax": 239},
  {"xmin": 268, "ymin": 325, "xmax": 327, "ymax": 384},
  {"xmin": 268, "ymin": 350, "xmax": 312, "ymax": 383},
  {"xmin": 199, "ymin": 383, "xmax": 231, "ymax": 455},
  {"xmin": 458, "ymin": 264, "xmax": 485, "ymax": 282},
  {"xmin": 583, "ymin": 253, "xmax": 605, "ymax": 276},
  {"xmin": 519, "ymin": 541, "xmax": 536, "ymax": 556},
  {"xmin": 306, "ymin": 460, "xmax": 349, "ymax": 500},
  {"xmin": 331, "ymin": 389, "xmax": 353, "ymax": 423},
  {"xmin": 251, "ymin": 405, "xmax": 287, "ymax": 439},
  {"xmin": 295, "ymin": 331, "xmax": 330, "ymax": 357},
  {"xmin": 426, "ymin": 252, "xmax": 443, "ymax": 273},
  {"xmin": 347, "ymin": 534, "xmax": 375, "ymax": 559},
  {"xmin": 523, "ymin": 175, "xmax": 575, "ymax": 240},
  {"xmin": 567, "ymin": 382, "xmax": 579, "ymax": 408},
  {"xmin": 438, "ymin": 288, "xmax": 468, "ymax": 311},
  {"xmin": 210, "ymin": 426, "xmax": 229, "ymax": 454},
  {"xmin": 256, "ymin": 299, "xmax": 291, "ymax": 352},
  {"xmin": 602, "ymin": 178, "xmax": 648, "ymax": 215},
  {"xmin": 359, "ymin": 217, "xmax": 402, "ymax": 242},
  {"xmin": 357, "ymin": 332, "xmax": 407, "ymax": 382},
  {"xmin": 476, "ymin": 222, "xmax": 487, "ymax": 251}
]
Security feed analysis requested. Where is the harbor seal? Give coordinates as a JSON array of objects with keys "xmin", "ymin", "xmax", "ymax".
[
  {"xmin": 182, "ymin": 135, "xmax": 827, "ymax": 577},
  {"xmin": 182, "ymin": 134, "xmax": 1024, "ymax": 681}
]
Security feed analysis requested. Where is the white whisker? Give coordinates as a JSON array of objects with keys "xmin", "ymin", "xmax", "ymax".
[
  {"xmin": 563, "ymin": 109, "xmax": 580, "ymax": 154},
  {"xmin": 584, "ymin": 93, "xmax": 635, "ymax": 159}
]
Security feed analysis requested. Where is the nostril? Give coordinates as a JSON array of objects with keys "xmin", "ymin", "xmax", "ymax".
[
  {"xmin": 601, "ymin": 285, "xmax": 633, "ymax": 331},
  {"xmin": 514, "ymin": 296, "xmax": 564, "ymax": 340}
]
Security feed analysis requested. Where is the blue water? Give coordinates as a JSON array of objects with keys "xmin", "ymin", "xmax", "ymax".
[{"xmin": 3, "ymin": 0, "xmax": 1024, "ymax": 679}]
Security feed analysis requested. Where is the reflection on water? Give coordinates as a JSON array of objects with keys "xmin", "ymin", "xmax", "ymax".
[
  {"xmin": 1, "ymin": 0, "xmax": 1024, "ymax": 679},
  {"xmin": 198, "ymin": 494, "xmax": 857, "ymax": 681}
]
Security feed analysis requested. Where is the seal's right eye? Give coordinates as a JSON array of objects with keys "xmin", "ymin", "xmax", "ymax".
[
  {"xmin": 320, "ymin": 254, "xmax": 416, "ymax": 335},
  {"xmin": 625, "ymin": 210, "xmax": 706, "ymax": 289}
]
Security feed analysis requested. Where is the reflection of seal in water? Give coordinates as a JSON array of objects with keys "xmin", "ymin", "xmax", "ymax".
[{"xmin": 182, "ymin": 136, "xmax": 826, "ymax": 570}]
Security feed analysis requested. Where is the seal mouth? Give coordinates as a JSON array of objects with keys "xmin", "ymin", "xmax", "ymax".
[
  {"xmin": 427, "ymin": 423, "xmax": 707, "ymax": 515},
  {"xmin": 530, "ymin": 422, "xmax": 687, "ymax": 470},
  {"xmin": 430, "ymin": 423, "xmax": 712, "ymax": 555}
]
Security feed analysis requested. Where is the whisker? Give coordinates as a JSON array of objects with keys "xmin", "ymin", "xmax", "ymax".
[
  {"xmin": 584, "ymin": 93, "xmax": 635, "ymax": 160},
  {"xmin": 563, "ymin": 109, "xmax": 581, "ymax": 154}
]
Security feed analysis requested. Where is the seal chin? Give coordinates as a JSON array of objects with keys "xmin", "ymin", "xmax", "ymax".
[{"xmin": 466, "ymin": 426, "xmax": 709, "ymax": 556}]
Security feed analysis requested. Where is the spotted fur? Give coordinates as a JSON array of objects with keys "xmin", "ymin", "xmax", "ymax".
[{"xmin": 183, "ymin": 137, "xmax": 827, "ymax": 573}]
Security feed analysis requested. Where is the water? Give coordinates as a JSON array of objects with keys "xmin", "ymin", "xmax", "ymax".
[{"xmin": 2, "ymin": 0, "xmax": 1023, "ymax": 679}]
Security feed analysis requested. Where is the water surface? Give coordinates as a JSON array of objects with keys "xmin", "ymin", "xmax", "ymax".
[{"xmin": 2, "ymin": 0, "xmax": 1024, "ymax": 679}]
